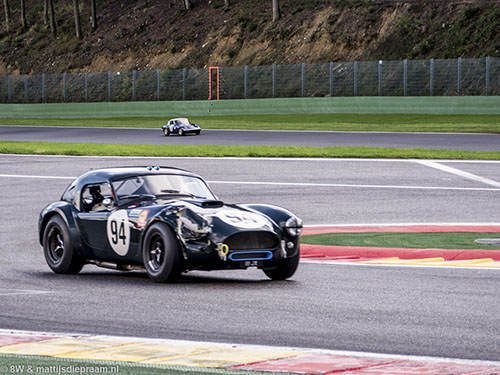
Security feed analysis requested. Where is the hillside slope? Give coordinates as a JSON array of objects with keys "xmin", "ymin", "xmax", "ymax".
[{"xmin": 0, "ymin": 0, "xmax": 499, "ymax": 74}]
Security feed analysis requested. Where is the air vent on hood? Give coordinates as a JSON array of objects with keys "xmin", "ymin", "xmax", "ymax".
[{"xmin": 192, "ymin": 200, "xmax": 224, "ymax": 208}]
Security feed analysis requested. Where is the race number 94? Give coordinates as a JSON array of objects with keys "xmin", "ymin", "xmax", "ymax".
[{"xmin": 106, "ymin": 210, "xmax": 131, "ymax": 256}]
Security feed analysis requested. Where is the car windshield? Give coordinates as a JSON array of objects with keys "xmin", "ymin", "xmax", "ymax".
[
  {"xmin": 176, "ymin": 118, "xmax": 190, "ymax": 125},
  {"xmin": 111, "ymin": 174, "xmax": 216, "ymax": 202}
]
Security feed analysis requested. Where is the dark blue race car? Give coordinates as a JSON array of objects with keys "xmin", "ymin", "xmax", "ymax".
[
  {"xmin": 39, "ymin": 166, "xmax": 303, "ymax": 283},
  {"xmin": 161, "ymin": 118, "xmax": 201, "ymax": 136}
]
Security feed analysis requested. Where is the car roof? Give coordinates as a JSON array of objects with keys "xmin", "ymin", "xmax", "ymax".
[
  {"xmin": 170, "ymin": 118, "xmax": 189, "ymax": 122},
  {"xmin": 75, "ymin": 166, "xmax": 200, "ymax": 185}
]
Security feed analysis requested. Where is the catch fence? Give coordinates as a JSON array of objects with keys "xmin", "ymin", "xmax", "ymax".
[{"xmin": 0, "ymin": 57, "xmax": 498, "ymax": 103}]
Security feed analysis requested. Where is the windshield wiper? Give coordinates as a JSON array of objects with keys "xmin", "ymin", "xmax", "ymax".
[
  {"xmin": 158, "ymin": 189, "xmax": 206, "ymax": 199},
  {"xmin": 118, "ymin": 194, "xmax": 156, "ymax": 201}
]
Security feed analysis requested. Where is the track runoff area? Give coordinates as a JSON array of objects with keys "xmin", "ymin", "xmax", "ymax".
[
  {"xmin": 1, "ymin": 154, "xmax": 500, "ymax": 373},
  {"xmin": 1, "ymin": 329, "xmax": 500, "ymax": 374}
]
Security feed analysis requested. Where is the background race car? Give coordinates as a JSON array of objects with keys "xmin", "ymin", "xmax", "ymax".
[
  {"xmin": 39, "ymin": 166, "xmax": 303, "ymax": 283},
  {"xmin": 161, "ymin": 118, "xmax": 201, "ymax": 136}
]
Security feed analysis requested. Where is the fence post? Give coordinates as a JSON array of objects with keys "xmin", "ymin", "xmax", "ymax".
[
  {"xmin": 42, "ymin": 73, "xmax": 46, "ymax": 103},
  {"xmin": 157, "ymin": 69, "xmax": 161, "ymax": 101},
  {"xmin": 7, "ymin": 75, "xmax": 11, "ymax": 103},
  {"xmin": 108, "ymin": 71, "xmax": 112, "ymax": 102},
  {"xmin": 353, "ymin": 61, "xmax": 358, "ymax": 96},
  {"xmin": 132, "ymin": 70, "xmax": 137, "ymax": 101},
  {"xmin": 430, "ymin": 58, "xmax": 434, "ymax": 96},
  {"xmin": 272, "ymin": 64, "xmax": 276, "ymax": 98},
  {"xmin": 24, "ymin": 74, "xmax": 28, "ymax": 103},
  {"xmin": 244, "ymin": 65, "xmax": 248, "ymax": 99},
  {"xmin": 485, "ymin": 56, "xmax": 490, "ymax": 96},
  {"xmin": 182, "ymin": 68, "xmax": 187, "ymax": 100},
  {"xmin": 403, "ymin": 59, "xmax": 407, "ymax": 97},
  {"xmin": 378, "ymin": 60, "xmax": 382, "ymax": 96},
  {"xmin": 85, "ymin": 72, "xmax": 88, "ymax": 102},
  {"xmin": 457, "ymin": 57, "xmax": 462, "ymax": 96},
  {"xmin": 329, "ymin": 62, "xmax": 334, "ymax": 97},
  {"xmin": 63, "ymin": 73, "xmax": 67, "ymax": 103},
  {"xmin": 301, "ymin": 63, "xmax": 305, "ymax": 97}
]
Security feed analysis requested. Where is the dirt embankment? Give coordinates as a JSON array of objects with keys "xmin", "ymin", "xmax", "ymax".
[{"xmin": 0, "ymin": 0, "xmax": 498, "ymax": 74}]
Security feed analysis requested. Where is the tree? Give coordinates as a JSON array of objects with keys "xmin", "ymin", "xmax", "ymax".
[
  {"xmin": 272, "ymin": 0, "xmax": 279, "ymax": 22},
  {"xmin": 43, "ymin": 0, "xmax": 48, "ymax": 25},
  {"xmin": 48, "ymin": 0, "xmax": 56, "ymax": 37},
  {"xmin": 73, "ymin": 0, "xmax": 81, "ymax": 38},
  {"xmin": 3, "ymin": 0, "xmax": 10, "ymax": 31},
  {"xmin": 90, "ymin": 0, "xmax": 96, "ymax": 30},
  {"xmin": 20, "ymin": 0, "xmax": 26, "ymax": 28},
  {"xmin": 182, "ymin": 0, "xmax": 191, "ymax": 10},
  {"xmin": 224, "ymin": 0, "xmax": 229, "ymax": 7}
]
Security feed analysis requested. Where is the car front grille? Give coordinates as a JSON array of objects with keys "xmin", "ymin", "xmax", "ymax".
[{"xmin": 224, "ymin": 231, "xmax": 279, "ymax": 251}]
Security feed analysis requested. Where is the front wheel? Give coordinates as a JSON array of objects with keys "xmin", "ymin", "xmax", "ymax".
[
  {"xmin": 163, "ymin": 129, "xmax": 170, "ymax": 136},
  {"xmin": 263, "ymin": 254, "xmax": 299, "ymax": 280},
  {"xmin": 179, "ymin": 129, "xmax": 184, "ymax": 136},
  {"xmin": 43, "ymin": 215, "xmax": 85, "ymax": 274},
  {"xmin": 142, "ymin": 223, "xmax": 182, "ymax": 283},
  {"xmin": 195, "ymin": 130, "xmax": 201, "ymax": 135}
]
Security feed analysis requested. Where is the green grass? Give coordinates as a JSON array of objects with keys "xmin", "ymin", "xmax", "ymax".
[
  {"xmin": 301, "ymin": 232, "xmax": 500, "ymax": 250},
  {"xmin": 1, "ymin": 113, "xmax": 500, "ymax": 133},
  {"xmin": 1, "ymin": 141, "xmax": 500, "ymax": 159},
  {"xmin": 0, "ymin": 354, "xmax": 278, "ymax": 375}
]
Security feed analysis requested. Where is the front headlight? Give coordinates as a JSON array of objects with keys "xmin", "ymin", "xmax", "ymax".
[{"xmin": 285, "ymin": 216, "xmax": 303, "ymax": 237}]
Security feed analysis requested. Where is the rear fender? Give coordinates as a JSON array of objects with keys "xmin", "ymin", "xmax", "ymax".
[{"xmin": 39, "ymin": 202, "xmax": 83, "ymax": 254}]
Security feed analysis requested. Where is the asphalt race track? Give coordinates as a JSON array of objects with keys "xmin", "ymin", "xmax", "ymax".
[
  {"xmin": 1, "ymin": 125, "xmax": 500, "ymax": 151},
  {"xmin": 1, "ymin": 155, "xmax": 500, "ymax": 361}
]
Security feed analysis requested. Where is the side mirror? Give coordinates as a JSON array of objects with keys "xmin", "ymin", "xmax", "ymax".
[{"xmin": 103, "ymin": 198, "xmax": 113, "ymax": 208}]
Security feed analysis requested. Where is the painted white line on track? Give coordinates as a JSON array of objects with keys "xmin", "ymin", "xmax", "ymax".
[
  {"xmin": 3, "ymin": 153, "xmax": 500, "ymax": 163},
  {"xmin": 0, "ymin": 289, "xmax": 54, "ymax": 296},
  {"xmin": 1, "ymin": 173, "xmax": 499, "ymax": 191},
  {"xmin": 301, "ymin": 260, "xmax": 500, "ymax": 271},
  {"xmin": 0, "ymin": 174, "xmax": 74, "ymax": 180},
  {"xmin": 1, "ymin": 328, "xmax": 499, "ymax": 366},
  {"xmin": 207, "ymin": 180, "xmax": 500, "ymax": 191},
  {"xmin": 304, "ymin": 222, "xmax": 500, "ymax": 227},
  {"xmin": 416, "ymin": 160, "xmax": 500, "ymax": 188}
]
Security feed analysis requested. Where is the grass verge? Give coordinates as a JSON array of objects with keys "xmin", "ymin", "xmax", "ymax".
[
  {"xmin": 1, "ymin": 114, "xmax": 500, "ymax": 133},
  {"xmin": 301, "ymin": 232, "xmax": 500, "ymax": 250},
  {"xmin": 1, "ymin": 141, "xmax": 500, "ymax": 159}
]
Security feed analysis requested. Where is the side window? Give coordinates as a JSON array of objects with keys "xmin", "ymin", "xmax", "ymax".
[{"xmin": 81, "ymin": 183, "xmax": 114, "ymax": 212}]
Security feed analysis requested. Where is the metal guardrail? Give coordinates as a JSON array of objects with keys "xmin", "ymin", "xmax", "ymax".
[{"xmin": 0, "ymin": 57, "xmax": 498, "ymax": 103}]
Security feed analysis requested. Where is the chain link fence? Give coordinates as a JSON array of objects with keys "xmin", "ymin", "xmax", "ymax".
[{"xmin": 0, "ymin": 57, "xmax": 498, "ymax": 103}]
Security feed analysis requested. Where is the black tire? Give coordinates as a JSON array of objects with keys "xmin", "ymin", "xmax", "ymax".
[
  {"xmin": 263, "ymin": 253, "xmax": 300, "ymax": 280},
  {"xmin": 163, "ymin": 128, "xmax": 170, "ymax": 136},
  {"xmin": 43, "ymin": 215, "xmax": 85, "ymax": 274},
  {"xmin": 195, "ymin": 130, "xmax": 201, "ymax": 135},
  {"xmin": 179, "ymin": 129, "xmax": 184, "ymax": 136},
  {"xmin": 142, "ymin": 223, "xmax": 182, "ymax": 283}
]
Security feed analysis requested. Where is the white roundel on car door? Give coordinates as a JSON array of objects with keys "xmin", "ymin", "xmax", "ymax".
[{"xmin": 106, "ymin": 210, "xmax": 131, "ymax": 256}]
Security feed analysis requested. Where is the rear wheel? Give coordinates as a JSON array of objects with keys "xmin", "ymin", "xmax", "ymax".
[
  {"xmin": 163, "ymin": 129, "xmax": 170, "ymax": 136},
  {"xmin": 43, "ymin": 215, "xmax": 85, "ymax": 274},
  {"xmin": 263, "ymin": 254, "xmax": 299, "ymax": 280},
  {"xmin": 179, "ymin": 129, "xmax": 184, "ymax": 136},
  {"xmin": 142, "ymin": 223, "xmax": 182, "ymax": 283}
]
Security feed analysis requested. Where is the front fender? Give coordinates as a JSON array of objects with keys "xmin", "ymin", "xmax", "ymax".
[{"xmin": 239, "ymin": 203, "xmax": 295, "ymax": 227}]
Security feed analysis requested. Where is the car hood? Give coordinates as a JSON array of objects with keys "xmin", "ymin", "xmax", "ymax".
[
  {"xmin": 181, "ymin": 123, "xmax": 199, "ymax": 130},
  {"xmin": 158, "ymin": 199, "xmax": 279, "ymax": 239}
]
